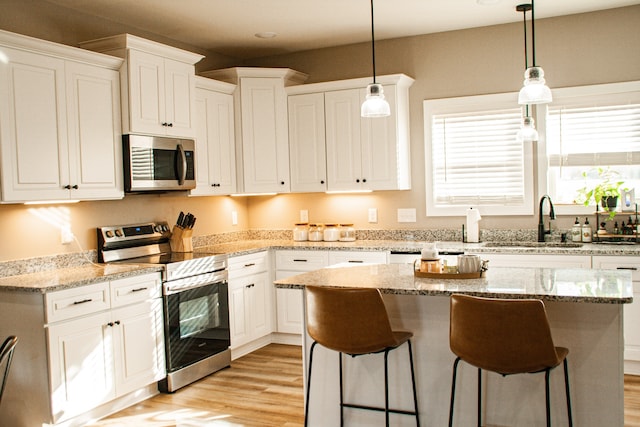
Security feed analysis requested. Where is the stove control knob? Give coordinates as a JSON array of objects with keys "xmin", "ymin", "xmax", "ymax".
[
  {"xmin": 114, "ymin": 229, "xmax": 123, "ymax": 237},
  {"xmin": 154, "ymin": 224, "xmax": 163, "ymax": 233},
  {"xmin": 105, "ymin": 230, "xmax": 114, "ymax": 238}
]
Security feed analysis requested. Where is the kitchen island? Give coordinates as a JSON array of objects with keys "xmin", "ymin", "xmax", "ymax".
[{"xmin": 275, "ymin": 263, "xmax": 633, "ymax": 427}]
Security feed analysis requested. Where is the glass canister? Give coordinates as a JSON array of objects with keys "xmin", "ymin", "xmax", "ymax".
[
  {"xmin": 323, "ymin": 224, "xmax": 340, "ymax": 242},
  {"xmin": 293, "ymin": 223, "xmax": 308, "ymax": 241},
  {"xmin": 339, "ymin": 224, "xmax": 356, "ymax": 242},
  {"xmin": 308, "ymin": 223, "xmax": 324, "ymax": 241}
]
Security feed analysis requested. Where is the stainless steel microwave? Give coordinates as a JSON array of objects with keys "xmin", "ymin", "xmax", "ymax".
[{"xmin": 123, "ymin": 134, "xmax": 196, "ymax": 192}]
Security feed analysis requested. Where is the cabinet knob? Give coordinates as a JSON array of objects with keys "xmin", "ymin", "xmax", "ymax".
[
  {"xmin": 161, "ymin": 122, "xmax": 168, "ymax": 126},
  {"xmin": 362, "ymin": 178, "xmax": 367, "ymax": 183},
  {"xmin": 320, "ymin": 180, "xmax": 325, "ymax": 184},
  {"xmin": 72, "ymin": 185, "xmax": 78, "ymax": 189},
  {"xmin": 280, "ymin": 181, "xmax": 285, "ymax": 185},
  {"xmin": 64, "ymin": 185, "xmax": 71, "ymax": 189},
  {"xmin": 356, "ymin": 179, "xmax": 360, "ymax": 183},
  {"xmin": 167, "ymin": 123, "xmax": 173, "ymax": 127}
]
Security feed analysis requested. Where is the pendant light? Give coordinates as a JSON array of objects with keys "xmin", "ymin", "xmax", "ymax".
[
  {"xmin": 361, "ymin": 0, "xmax": 390, "ymax": 118},
  {"xmin": 517, "ymin": 0, "xmax": 552, "ymax": 105},
  {"xmin": 516, "ymin": 3, "xmax": 539, "ymax": 142}
]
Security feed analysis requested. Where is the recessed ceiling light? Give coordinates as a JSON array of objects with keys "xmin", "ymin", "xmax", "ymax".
[{"xmin": 255, "ymin": 32, "xmax": 278, "ymax": 39}]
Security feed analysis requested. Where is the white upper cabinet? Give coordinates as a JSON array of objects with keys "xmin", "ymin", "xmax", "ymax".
[
  {"xmin": 191, "ymin": 76, "xmax": 237, "ymax": 196},
  {"xmin": 201, "ymin": 67, "xmax": 308, "ymax": 194},
  {"xmin": 286, "ymin": 74, "xmax": 414, "ymax": 192},
  {"xmin": 0, "ymin": 30, "xmax": 124, "ymax": 203},
  {"xmin": 80, "ymin": 34, "xmax": 204, "ymax": 139},
  {"xmin": 288, "ymin": 92, "xmax": 327, "ymax": 192}
]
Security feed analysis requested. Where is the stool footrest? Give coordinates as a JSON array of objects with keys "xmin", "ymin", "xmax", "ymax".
[{"xmin": 341, "ymin": 402, "xmax": 419, "ymax": 416}]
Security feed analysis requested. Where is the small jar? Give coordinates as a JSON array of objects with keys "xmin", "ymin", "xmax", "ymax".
[
  {"xmin": 308, "ymin": 223, "xmax": 324, "ymax": 242},
  {"xmin": 323, "ymin": 224, "xmax": 340, "ymax": 242},
  {"xmin": 293, "ymin": 223, "xmax": 308, "ymax": 241},
  {"xmin": 339, "ymin": 224, "xmax": 356, "ymax": 242}
]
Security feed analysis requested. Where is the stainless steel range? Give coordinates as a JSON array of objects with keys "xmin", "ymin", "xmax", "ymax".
[{"xmin": 97, "ymin": 221, "xmax": 231, "ymax": 393}]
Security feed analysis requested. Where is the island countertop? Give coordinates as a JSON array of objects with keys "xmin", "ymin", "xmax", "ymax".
[{"xmin": 274, "ymin": 263, "xmax": 633, "ymax": 304}]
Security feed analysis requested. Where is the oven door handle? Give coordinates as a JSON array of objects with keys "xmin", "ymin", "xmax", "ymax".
[{"xmin": 164, "ymin": 270, "xmax": 228, "ymax": 295}]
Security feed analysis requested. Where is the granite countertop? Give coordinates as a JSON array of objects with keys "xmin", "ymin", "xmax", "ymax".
[
  {"xmin": 1, "ymin": 238, "xmax": 638, "ymax": 294},
  {"xmin": 273, "ymin": 263, "xmax": 633, "ymax": 304},
  {"xmin": 0, "ymin": 263, "xmax": 163, "ymax": 293}
]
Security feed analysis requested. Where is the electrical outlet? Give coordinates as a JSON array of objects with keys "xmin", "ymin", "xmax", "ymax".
[
  {"xmin": 232, "ymin": 211, "xmax": 238, "ymax": 226},
  {"xmin": 300, "ymin": 209, "xmax": 309, "ymax": 223},
  {"xmin": 368, "ymin": 208, "xmax": 378, "ymax": 223},
  {"xmin": 61, "ymin": 226, "xmax": 74, "ymax": 245}
]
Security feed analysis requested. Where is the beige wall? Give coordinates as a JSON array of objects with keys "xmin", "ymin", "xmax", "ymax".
[{"xmin": 0, "ymin": 4, "xmax": 638, "ymax": 262}]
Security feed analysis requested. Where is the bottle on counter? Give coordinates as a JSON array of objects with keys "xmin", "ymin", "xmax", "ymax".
[
  {"xmin": 582, "ymin": 217, "xmax": 592, "ymax": 242},
  {"xmin": 571, "ymin": 217, "xmax": 582, "ymax": 242},
  {"xmin": 308, "ymin": 223, "xmax": 324, "ymax": 242},
  {"xmin": 293, "ymin": 223, "xmax": 309, "ymax": 241},
  {"xmin": 339, "ymin": 224, "xmax": 356, "ymax": 242}
]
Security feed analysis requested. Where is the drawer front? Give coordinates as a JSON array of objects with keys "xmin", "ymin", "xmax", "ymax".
[
  {"xmin": 46, "ymin": 281, "xmax": 110, "ymax": 323},
  {"xmin": 276, "ymin": 250, "xmax": 329, "ymax": 272},
  {"xmin": 229, "ymin": 251, "xmax": 269, "ymax": 279},
  {"xmin": 111, "ymin": 272, "xmax": 162, "ymax": 308},
  {"xmin": 592, "ymin": 256, "xmax": 640, "ymax": 282},
  {"xmin": 328, "ymin": 251, "xmax": 389, "ymax": 266}
]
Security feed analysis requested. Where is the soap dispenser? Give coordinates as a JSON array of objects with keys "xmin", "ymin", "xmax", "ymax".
[
  {"xmin": 582, "ymin": 217, "xmax": 592, "ymax": 243},
  {"xmin": 571, "ymin": 217, "xmax": 582, "ymax": 242}
]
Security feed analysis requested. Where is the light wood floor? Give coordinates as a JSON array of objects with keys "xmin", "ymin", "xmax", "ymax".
[{"xmin": 89, "ymin": 344, "xmax": 640, "ymax": 426}]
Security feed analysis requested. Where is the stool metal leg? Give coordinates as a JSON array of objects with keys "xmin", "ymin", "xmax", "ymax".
[
  {"xmin": 564, "ymin": 359, "xmax": 573, "ymax": 427},
  {"xmin": 339, "ymin": 352, "xmax": 344, "ymax": 427},
  {"xmin": 305, "ymin": 341, "xmax": 318, "ymax": 427},
  {"xmin": 384, "ymin": 348, "xmax": 391, "ymax": 427},
  {"xmin": 407, "ymin": 340, "xmax": 420, "ymax": 427},
  {"xmin": 477, "ymin": 368, "xmax": 482, "ymax": 427},
  {"xmin": 449, "ymin": 357, "xmax": 461, "ymax": 427},
  {"xmin": 545, "ymin": 368, "xmax": 552, "ymax": 427}
]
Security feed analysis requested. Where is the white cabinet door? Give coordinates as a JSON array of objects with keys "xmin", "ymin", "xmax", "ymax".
[
  {"xmin": 288, "ymin": 93, "xmax": 327, "ymax": 192},
  {"xmin": 228, "ymin": 271, "xmax": 271, "ymax": 349},
  {"xmin": 112, "ymin": 299, "xmax": 165, "ymax": 396},
  {"xmin": 238, "ymin": 77, "xmax": 291, "ymax": 193},
  {"xmin": 127, "ymin": 50, "xmax": 195, "ymax": 138},
  {"xmin": 0, "ymin": 47, "xmax": 70, "ymax": 202},
  {"xmin": 65, "ymin": 61, "xmax": 123, "ymax": 200},
  {"xmin": 192, "ymin": 78, "xmax": 237, "ymax": 195},
  {"xmin": 228, "ymin": 278, "xmax": 249, "ymax": 348},
  {"xmin": 478, "ymin": 253, "xmax": 592, "ymax": 268},
  {"xmin": 325, "ymin": 88, "xmax": 363, "ymax": 191},
  {"xmin": 593, "ymin": 255, "xmax": 640, "ymax": 373},
  {"xmin": 163, "ymin": 57, "xmax": 196, "ymax": 138},
  {"xmin": 47, "ymin": 311, "xmax": 114, "ymax": 423}
]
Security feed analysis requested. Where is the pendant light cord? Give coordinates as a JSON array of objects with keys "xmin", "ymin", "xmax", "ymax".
[
  {"xmin": 521, "ymin": 4, "xmax": 530, "ymax": 117},
  {"xmin": 370, "ymin": 0, "xmax": 377, "ymax": 84},
  {"xmin": 531, "ymin": 0, "xmax": 537, "ymax": 66}
]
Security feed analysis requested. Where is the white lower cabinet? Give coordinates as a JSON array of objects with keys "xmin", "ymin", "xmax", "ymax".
[
  {"xmin": 476, "ymin": 253, "xmax": 592, "ymax": 268},
  {"xmin": 228, "ymin": 251, "xmax": 273, "ymax": 357},
  {"xmin": 592, "ymin": 255, "xmax": 640, "ymax": 374},
  {"xmin": 46, "ymin": 273, "xmax": 164, "ymax": 424}
]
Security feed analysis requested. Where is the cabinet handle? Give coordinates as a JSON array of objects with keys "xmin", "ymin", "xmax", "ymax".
[
  {"xmin": 73, "ymin": 298, "xmax": 92, "ymax": 305},
  {"xmin": 244, "ymin": 263, "xmax": 256, "ymax": 268},
  {"xmin": 167, "ymin": 123, "xmax": 173, "ymax": 127},
  {"xmin": 107, "ymin": 322, "xmax": 114, "ymax": 327},
  {"xmin": 347, "ymin": 260, "xmax": 364, "ymax": 263},
  {"xmin": 131, "ymin": 287, "xmax": 148, "ymax": 293},
  {"xmin": 72, "ymin": 185, "xmax": 78, "ymax": 189},
  {"xmin": 246, "ymin": 283, "xmax": 255, "ymax": 288},
  {"xmin": 617, "ymin": 267, "xmax": 638, "ymax": 271},
  {"xmin": 114, "ymin": 320, "xmax": 121, "ymax": 325},
  {"xmin": 162, "ymin": 122, "xmax": 168, "ymax": 126},
  {"xmin": 293, "ymin": 259, "xmax": 308, "ymax": 262}
]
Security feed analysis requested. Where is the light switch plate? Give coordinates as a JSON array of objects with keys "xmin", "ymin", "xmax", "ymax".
[
  {"xmin": 300, "ymin": 210, "xmax": 309, "ymax": 223},
  {"xmin": 368, "ymin": 208, "xmax": 378, "ymax": 223},
  {"xmin": 397, "ymin": 208, "xmax": 417, "ymax": 223},
  {"xmin": 231, "ymin": 211, "xmax": 238, "ymax": 225}
]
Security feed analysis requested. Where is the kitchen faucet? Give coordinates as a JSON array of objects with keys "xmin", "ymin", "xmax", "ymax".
[{"xmin": 538, "ymin": 195, "xmax": 556, "ymax": 242}]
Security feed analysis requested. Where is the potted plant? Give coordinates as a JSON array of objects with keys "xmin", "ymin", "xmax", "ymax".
[{"xmin": 575, "ymin": 167, "xmax": 627, "ymax": 219}]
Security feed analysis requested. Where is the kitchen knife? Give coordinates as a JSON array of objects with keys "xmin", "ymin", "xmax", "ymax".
[{"xmin": 177, "ymin": 211, "xmax": 185, "ymax": 228}]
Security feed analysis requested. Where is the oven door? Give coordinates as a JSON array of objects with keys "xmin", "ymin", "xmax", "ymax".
[{"xmin": 164, "ymin": 280, "xmax": 230, "ymax": 372}]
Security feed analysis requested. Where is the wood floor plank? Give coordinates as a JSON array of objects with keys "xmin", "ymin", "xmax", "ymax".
[{"xmin": 88, "ymin": 344, "xmax": 640, "ymax": 426}]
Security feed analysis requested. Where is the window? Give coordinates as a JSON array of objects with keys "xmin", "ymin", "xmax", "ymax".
[
  {"xmin": 539, "ymin": 81, "xmax": 640, "ymax": 212},
  {"xmin": 424, "ymin": 93, "xmax": 534, "ymax": 216}
]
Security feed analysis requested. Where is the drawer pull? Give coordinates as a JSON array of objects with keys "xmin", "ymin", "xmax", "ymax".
[
  {"xmin": 246, "ymin": 283, "xmax": 255, "ymax": 288},
  {"xmin": 347, "ymin": 260, "xmax": 364, "ymax": 263},
  {"xmin": 293, "ymin": 259, "xmax": 308, "ymax": 262},
  {"xmin": 130, "ymin": 287, "xmax": 148, "ymax": 293},
  {"xmin": 72, "ymin": 298, "xmax": 93, "ymax": 305},
  {"xmin": 617, "ymin": 267, "xmax": 638, "ymax": 271},
  {"xmin": 244, "ymin": 263, "xmax": 256, "ymax": 268}
]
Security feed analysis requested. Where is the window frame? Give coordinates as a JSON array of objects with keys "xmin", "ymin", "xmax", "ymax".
[
  {"xmin": 424, "ymin": 92, "xmax": 534, "ymax": 217},
  {"xmin": 536, "ymin": 80, "xmax": 640, "ymax": 216}
]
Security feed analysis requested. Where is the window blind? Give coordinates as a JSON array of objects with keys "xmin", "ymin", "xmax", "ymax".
[{"xmin": 431, "ymin": 109, "xmax": 525, "ymax": 206}]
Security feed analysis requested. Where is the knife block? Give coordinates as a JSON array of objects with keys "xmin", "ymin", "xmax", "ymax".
[{"xmin": 170, "ymin": 226, "xmax": 193, "ymax": 252}]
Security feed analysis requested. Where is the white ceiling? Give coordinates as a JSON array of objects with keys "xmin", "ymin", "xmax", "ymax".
[{"xmin": 44, "ymin": 0, "xmax": 640, "ymax": 59}]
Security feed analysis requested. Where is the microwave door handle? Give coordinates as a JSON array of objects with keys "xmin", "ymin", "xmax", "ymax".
[{"xmin": 176, "ymin": 144, "xmax": 187, "ymax": 185}]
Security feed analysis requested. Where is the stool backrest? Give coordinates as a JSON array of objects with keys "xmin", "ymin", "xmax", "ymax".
[
  {"xmin": 0, "ymin": 336, "xmax": 18, "ymax": 406},
  {"xmin": 449, "ymin": 294, "xmax": 561, "ymax": 374},
  {"xmin": 306, "ymin": 286, "xmax": 397, "ymax": 355}
]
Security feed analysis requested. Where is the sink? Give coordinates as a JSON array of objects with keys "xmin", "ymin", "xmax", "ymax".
[{"xmin": 482, "ymin": 241, "xmax": 583, "ymax": 248}]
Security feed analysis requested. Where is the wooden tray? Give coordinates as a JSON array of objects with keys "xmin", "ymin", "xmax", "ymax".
[{"xmin": 414, "ymin": 270, "xmax": 483, "ymax": 279}]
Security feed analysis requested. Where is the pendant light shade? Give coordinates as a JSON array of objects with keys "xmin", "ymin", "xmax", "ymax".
[
  {"xmin": 361, "ymin": 0, "xmax": 390, "ymax": 118},
  {"xmin": 516, "ymin": 115, "xmax": 539, "ymax": 142},
  {"xmin": 517, "ymin": 0, "xmax": 552, "ymax": 105}
]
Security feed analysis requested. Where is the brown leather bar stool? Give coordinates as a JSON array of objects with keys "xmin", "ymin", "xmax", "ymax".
[
  {"xmin": 304, "ymin": 285, "xmax": 420, "ymax": 427},
  {"xmin": 448, "ymin": 294, "xmax": 572, "ymax": 427}
]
